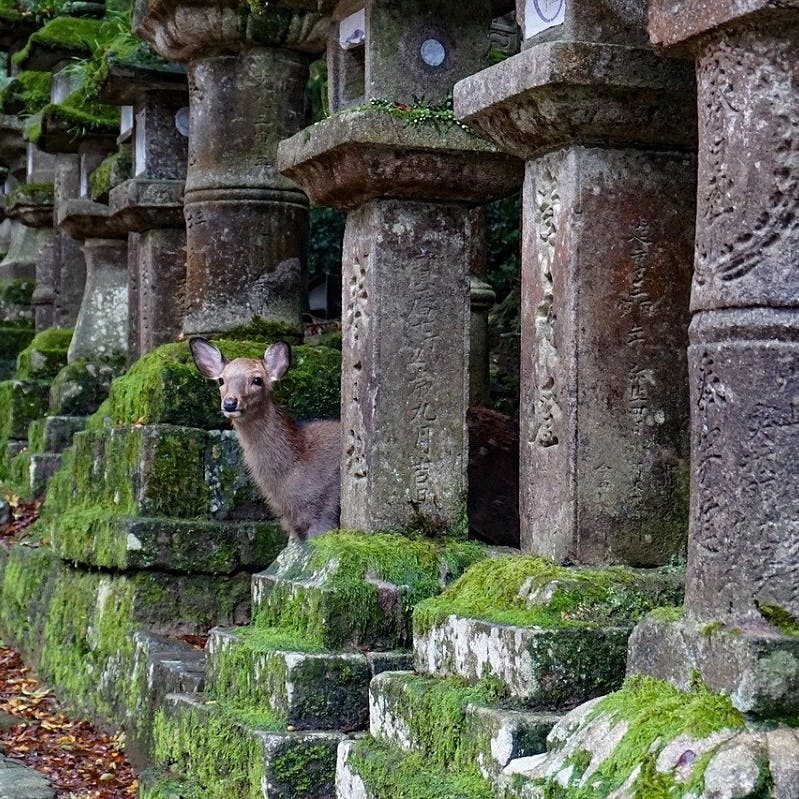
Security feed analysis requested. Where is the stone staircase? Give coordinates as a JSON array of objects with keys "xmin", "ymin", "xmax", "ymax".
[
  {"xmin": 134, "ymin": 545, "xmax": 684, "ymax": 799},
  {"xmin": 137, "ymin": 533, "xmax": 483, "ymax": 798}
]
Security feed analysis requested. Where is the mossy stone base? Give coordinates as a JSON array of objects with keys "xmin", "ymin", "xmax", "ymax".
[
  {"xmin": 151, "ymin": 692, "xmax": 344, "ymax": 799},
  {"xmin": 27, "ymin": 415, "xmax": 84, "ymax": 454},
  {"xmin": 14, "ymin": 327, "xmax": 72, "ymax": 380},
  {"xmin": 0, "ymin": 278, "xmax": 34, "ymax": 329},
  {"xmin": 208, "ymin": 626, "xmax": 378, "ymax": 731},
  {"xmin": 49, "ymin": 360, "xmax": 118, "ymax": 416},
  {"xmin": 251, "ymin": 534, "xmax": 485, "ymax": 651},
  {"xmin": 628, "ymin": 614, "xmax": 799, "ymax": 720},
  {"xmin": 0, "ymin": 541, "xmax": 250, "ymax": 726},
  {"xmin": 369, "ymin": 671, "xmax": 560, "ymax": 783},
  {"xmin": 499, "ymin": 676, "xmax": 797, "ymax": 799},
  {"xmin": 0, "ymin": 379, "xmax": 50, "ymax": 440},
  {"xmin": 337, "ymin": 736, "xmax": 495, "ymax": 799}
]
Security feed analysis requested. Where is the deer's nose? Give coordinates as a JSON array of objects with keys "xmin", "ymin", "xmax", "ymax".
[{"xmin": 222, "ymin": 397, "xmax": 238, "ymax": 412}]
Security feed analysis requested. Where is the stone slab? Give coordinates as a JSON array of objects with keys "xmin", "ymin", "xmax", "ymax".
[
  {"xmin": 453, "ymin": 41, "xmax": 696, "ymax": 159},
  {"xmin": 27, "ymin": 415, "xmax": 85, "ymax": 454},
  {"xmin": 277, "ymin": 110, "xmax": 522, "ymax": 209},
  {"xmin": 50, "ymin": 514, "xmax": 285, "ymax": 574},
  {"xmin": 0, "ymin": 379, "xmax": 50, "ymax": 440},
  {"xmin": 207, "ymin": 626, "xmax": 371, "ymax": 731},
  {"xmin": 56, "ymin": 198, "xmax": 129, "ymax": 240},
  {"xmin": 369, "ymin": 670, "xmax": 560, "ymax": 780},
  {"xmin": 628, "ymin": 614, "xmax": 799, "ymax": 719},
  {"xmin": 414, "ymin": 615, "xmax": 629, "ymax": 708},
  {"xmin": 108, "ymin": 178, "xmax": 184, "ymax": 231},
  {"xmin": 0, "ymin": 754, "xmax": 54, "ymax": 799}
]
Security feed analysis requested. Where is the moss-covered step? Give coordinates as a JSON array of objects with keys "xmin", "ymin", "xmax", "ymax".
[
  {"xmin": 368, "ymin": 671, "xmax": 559, "ymax": 785},
  {"xmin": 126, "ymin": 631, "xmax": 206, "ymax": 770},
  {"xmin": 251, "ymin": 533, "xmax": 486, "ymax": 651},
  {"xmin": 497, "ymin": 675, "xmax": 799, "ymax": 799},
  {"xmin": 412, "ymin": 556, "xmax": 685, "ymax": 708},
  {"xmin": 206, "ymin": 626, "xmax": 412, "ymax": 733},
  {"xmin": 14, "ymin": 326, "xmax": 72, "ymax": 379},
  {"xmin": 150, "ymin": 691, "xmax": 345, "ymax": 799},
  {"xmin": 0, "ymin": 540, "xmax": 251, "ymax": 724},
  {"xmin": 48, "ymin": 360, "xmax": 119, "ymax": 416},
  {"xmin": 6, "ymin": 447, "xmax": 62, "ymax": 498},
  {"xmin": 51, "ymin": 514, "xmax": 286, "ymax": 573},
  {"xmin": 89, "ymin": 339, "xmax": 340, "ymax": 431},
  {"xmin": 28, "ymin": 415, "xmax": 85, "ymax": 454},
  {"xmin": 336, "ymin": 736, "xmax": 496, "ymax": 799},
  {"xmin": 0, "ymin": 378, "xmax": 50, "ymax": 480}
]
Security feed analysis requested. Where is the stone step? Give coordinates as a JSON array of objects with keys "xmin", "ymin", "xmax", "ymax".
[
  {"xmin": 126, "ymin": 632, "xmax": 206, "ymax": 770},
  {"xmin": 152, "ymin": 691, "xmax": 345, "ymax": 799},
  {"xmin": 27, "ymin": 415, "xmax": 85, "ymax": 454},
  {"xmin": 335, "ymin": 737, "xmax": 496, "ymax": 799},
  {"xmin": 206, "ymin": 626, "xmax": 412, "ymax": 732},
  {"xmin": 411, "ymin": 555, "xmax": 684, "ymax": 708},
  {"xmin": 250, "ymin": 533, "xmax": 484, "ymax": 651},
  {"xmin": 0, "ymin": 378, "xmax": 50, "ymax": 441},
  {"xmin": 368, "ymin": 671, "xmax": 560, "ymax": 782},
  {"xmin": 49, "ymin": 513, "xmax": 285, "ymax": 573}
]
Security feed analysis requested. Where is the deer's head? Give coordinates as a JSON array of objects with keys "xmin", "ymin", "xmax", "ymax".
[{"xmin": 189, "ymin": 338, "xmax": 291, "ymax": 420}]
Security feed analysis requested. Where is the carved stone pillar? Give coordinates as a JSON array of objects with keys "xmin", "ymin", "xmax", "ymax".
[
  {"xmin": 132, "ymin": 0, "xmax": 328, "ymax": 338},
  {"xmin": 455, "ymin": 0, "xmax": 697, "ymax": 565},
  {"xmin": 279, "ymin": 0, "xmax": 522, "ymax": 533},
  {"xmin": 628, "ymin": 3, "xmax": 799, "ymax": 719}
]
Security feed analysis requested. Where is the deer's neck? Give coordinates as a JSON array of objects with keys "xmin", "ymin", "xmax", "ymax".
[{"xmin": 233, "ymin": 402, "xmax": 302, "ymax": 498}]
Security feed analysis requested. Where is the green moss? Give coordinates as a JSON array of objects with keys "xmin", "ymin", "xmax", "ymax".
[
  {"xmin": 349, "ymin": 737, "xmax": 495, "ymax": 799},
  {"xmin": 27, "ymin": 88, "xmax": 120, "ymax": 146},
  {"xmin": 15, "ymin": 326, "xmax": 72, "ymax": 378},
  {"xmin": 0, "ymin": 69, "xmax": 51, "ymax": 115},
  {"xmin": 532, "ymin": 675, "xmax": 746, "ymax": 799},
  {"xmin": 270, "ymin": 741, "xmax": 337, "ymax": 795},
  {"xmin": 0, "ymin": 378, "xmax": 50, "ymax": 481},
  {"xmin": 254, "ymin": 532, "xmax": 484, "ymax": 649},
  {"xmin": 756, "ymin": 603, "xmax": 799, "ymax": 637},
  {"xmin": 87, "ymin": 339, "xmax": 340, "ymax": 430},
  {"xmin": 413, "ymin": 555, "xmax": 684, "ymax": 635},
  {"xmin": 0, "ymin": 327, "xmax": 35, "ymax": 359},
  {"xmin": 152, "ymin": 699, "xmax": 280, "ymax": 799},
  {"xmin": 12, "ymin": 16, "xmax": 104, "ymax": 67},
  {"xmin": 88, "ymin": 145, "xmax": 131, "ymax": 200},
  {"xmin": 648, "ymin": 605, "xmax": 684, "ymax": 623},
  {"xmin": 5, "ymin": 182, "xmax": 54, "ymax": 209}
]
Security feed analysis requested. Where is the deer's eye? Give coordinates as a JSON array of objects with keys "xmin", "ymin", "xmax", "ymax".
[
  {"xmin": 251, "ymin": 376, "xmax": 263, "ymax": 386},
  {"xmin": 217, "ymin": 377, "xmax": 224, "ymax": 387}
]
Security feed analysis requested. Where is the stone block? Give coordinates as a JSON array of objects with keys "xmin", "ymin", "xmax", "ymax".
[
  {"xmin": 48, "ymin": 361, "xmax": 117, "ymax": 416},
  {"xmin": 627, "ymin": 614, "xmax": 799, "ymax": 720},
  {"xmin": 50, "ymin": 514, "xmax": 285, "ymax": 573},
  {"xmin": 151, "ymin": 691, "xmax": 344, "ymax": 799},
  {"xmin": 0, "ymin": 379, "xmax": 50, "ymax": 440},
  {"xmin": 335, "ymin": 736, "xmax": 495, "ymax": 799},
  {"xmin": 277, "ymin": 110, "xmax": 522, "ymax": 209},
  {"xmin": 27, "ymin": 415, "xmax": 84, "ymax": 454},
  {"xmin": 13, "ymin": 326, "xmax": 72, "ymax": 379},
  {"xmin": 206, "ymin": 626, "xmax": 372, "ymax": 731},
  {"xmin": 0, "ymin": 753, "xmax": 54, "ymax": 799},
  {"xmin": 28, "ymin": 452, "xmax": 62, "ymax": 498},
  {"xmin": 368, "ymin": 671, "xmax": 559, "ymax": 780},
  {"xmin": 414, "ymin": 615, "xmax": 629, "ymax": 708},
  {"xmin": 250, "ymin": 534, "xmax": 484, "ymax": 651}
]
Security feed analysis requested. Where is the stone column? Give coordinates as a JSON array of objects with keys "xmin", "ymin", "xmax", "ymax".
[
  {"xmin": 132, "ymin": 0, "xmax": 328, "ymax": 338},
  {"xmin": 454, "ymin": 0, "xmax": 697, "ymax": 565},
  {"xmin": 627, "ymin": 3, "xmax": 799, "ymax": 719},
  {"xmin": 279, "ymin": 0, "xmax": 522, "ymax": 533}
]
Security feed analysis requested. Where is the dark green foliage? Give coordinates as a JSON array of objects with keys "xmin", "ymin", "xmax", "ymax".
[{"xmin": 0, "ymin": 69, "xmax": 51, "ymax": 114}]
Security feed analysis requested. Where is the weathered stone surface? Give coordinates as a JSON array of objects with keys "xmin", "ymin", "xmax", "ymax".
[
  {"xmin": 108, "ymin": 178, "xmax": 184, "ymax": 231},
  {"xmin": 627, "ymin": 615, "xmax": 799, "ymax": 719},
  {"xmin": 517, "ymin": 147, "xmax": 693, "ymax": 565},
  {"xmin": 0, "ymin": 753, "xmax": 54, "ymax": 799},
  {"xmin": 278, "ymin": 110, "xmax": 522, "ymax": 209},
  {"xmin": 48, "ymin": 361, "xmax": 117, "ymax": 416},
  {"xmin": 207, "ymin": 626, "xmax": 372, "ymax": 731},
  {"xmin": 454, "ymin": 41, "xmax": 696, "ymax": 159},
  {"xmin": 339, "ymin": 199, "xmax": 471, "ymax": 533},
  {"xmin": 369, "ymin": 670, "xmax": 559, "ymax": 780},
  {"xmin": 327, "ymin": 0, "xmax": 493, "ymax": 112},
  {"xmin": 0, "ymin": 379, "xmax": 49, "ymax": 440},
  {"xmin": 414, "ymin": 614, "xmax": 629, "ymax": 708},
  {"xmin": 67, "ymin": 238, "xmax": 128, "ymax": 364},
  {"xmin": 125, "ymin": 631, "xmax": 205, "ymax": 770}
]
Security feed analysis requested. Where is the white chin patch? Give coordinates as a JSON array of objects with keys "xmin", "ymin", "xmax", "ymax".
[{"xmin": 223, "ymin": 410, "xmax": 242, "ymax": 419}]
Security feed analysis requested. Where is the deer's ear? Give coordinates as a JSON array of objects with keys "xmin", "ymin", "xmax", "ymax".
[
  {"xmin": 190, "ymin": 337, "xmax": 227, "ymax": 379},
  {"xmin": 264, "ymin": 341, "xmax": 291, "ymax": 383}
]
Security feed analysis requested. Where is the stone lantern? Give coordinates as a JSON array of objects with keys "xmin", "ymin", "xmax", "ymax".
[
  {"xmin": 455, "ymin": 0, "xmax": 698, "ymax": 565},
  {"xmin": 101, "ymin": 56, "xmax": 188, "ymax": 360},
  {"xmin": 279, "ymin": 0, "xmax": 522, "ymax": 534}
]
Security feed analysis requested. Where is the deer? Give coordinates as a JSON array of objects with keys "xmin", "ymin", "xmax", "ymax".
[{"xmin": 189, "ymin": 338, "xmax": 341, "ymax": 541}]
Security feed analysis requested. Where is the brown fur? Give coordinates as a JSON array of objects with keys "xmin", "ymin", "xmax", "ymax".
[{"xmin": 190, "ymin": 338, "xmax": 340, "ymax": 540}]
